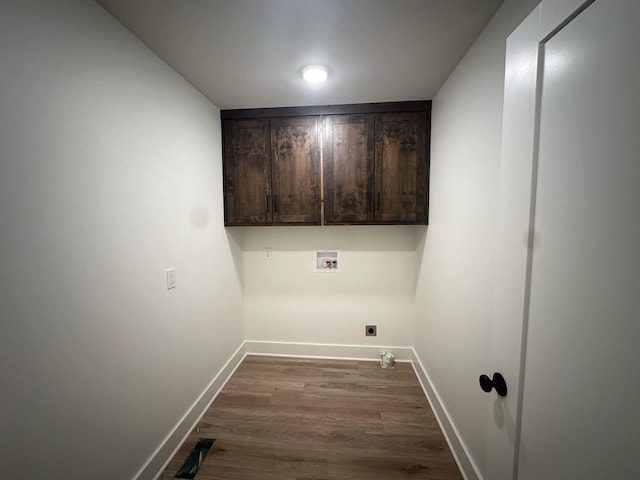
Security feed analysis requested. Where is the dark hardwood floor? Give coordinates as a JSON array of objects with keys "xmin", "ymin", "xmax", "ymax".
[{"xmin": 159, "ymin": 356, "xmax": 462, "ymax": 480}]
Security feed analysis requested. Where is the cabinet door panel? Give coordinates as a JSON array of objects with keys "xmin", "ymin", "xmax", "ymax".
[
  {"xmin": 271, "ymin": 117, "xmax": 320, "ymax": 224},
  {"xmin": 375, "ymin": 112, "xmax": 428, "ymax": 223},
  {"xmin": 223, "ymin": 119, "xmax": 271, "ymax": 225},
  {"xmin": 323, "ymin": 114, "xmax": 374, "ymax": 224}
]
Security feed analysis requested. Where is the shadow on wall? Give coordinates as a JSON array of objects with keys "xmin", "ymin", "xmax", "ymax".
[
  {"xmin": 225, "ymin": 228, "xmax": 244, "ymax": 289},
  {"xmin": 230, "ymin": 225, "xmax": 427, "ymax": 253},
  {"xmin": 493, "ymin": 396, "xmax": 517, "ymax": 446},
  {"xmin": 413, "ymin": 226, "xmax": 429, "ymax": 294}
]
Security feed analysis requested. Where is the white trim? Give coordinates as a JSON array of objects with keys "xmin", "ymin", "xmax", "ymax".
[
  {"xmin": 409, "ymin": 348, "xmax": 480, "ymax": 480},
  {"xmin": 539, "ymin": 0, "xmax": 594, "ymax": 39},
  {"xmin": 133, "ymin": 341, "xmax": 476, "ymax": 480},
  {"xmin": 244, "ymin": 340, "xmax": 413, "ymax": 361},
  {"xmin": 133, "ymin": 342, "xmax": 247, "ymax": 480},
  {"xmin": 500, "ymin": 2, "xmax": 596, "ymax": 479}
]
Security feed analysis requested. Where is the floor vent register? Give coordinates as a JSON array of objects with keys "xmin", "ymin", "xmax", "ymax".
[{"xmin": 174, "ymin": 438, "xmax": 215, "ymax": 479}]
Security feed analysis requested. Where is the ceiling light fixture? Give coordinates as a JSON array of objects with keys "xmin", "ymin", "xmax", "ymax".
[{"xmin": 302, "ymin": 65, "xmax": 329, "ymax": 83}]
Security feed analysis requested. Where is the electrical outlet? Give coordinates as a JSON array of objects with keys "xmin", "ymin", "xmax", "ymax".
[
  {"xmin": 365, "ymin": 325, "xmax": 377, "ymax": 336},
  {"xmin": 166, "ymin": 268, "xmax": 176, "ymax": 290}
]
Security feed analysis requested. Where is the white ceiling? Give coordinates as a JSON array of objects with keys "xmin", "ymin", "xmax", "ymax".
[{"xmin": 95, "ymin": 0, "xmax": 503, "ymax": 110}]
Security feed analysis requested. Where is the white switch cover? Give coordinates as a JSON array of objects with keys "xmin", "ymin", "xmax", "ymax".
[
  {"xmin": 166, "ymin": 268, "xmax": 176, "ymax": 290},
  {"xmin": 263, "ymin": 248, "xmax": 272, "ymax": 261}
]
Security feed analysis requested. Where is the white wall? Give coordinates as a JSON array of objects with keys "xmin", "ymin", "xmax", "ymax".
[
  {"xmin": 0, "ymin": 1, "xmax": 243, "ymax": 479},
  {"xmin": 239, "ymin": 226, "xmax": 423, "ymax": 347},
  {"xmin": 413, "ymin": 0, "xmax": 540, "ymax": 478}
]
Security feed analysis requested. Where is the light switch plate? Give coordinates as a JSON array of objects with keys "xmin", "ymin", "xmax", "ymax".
[
  {"xmin": 166, "ymin": 268, "xmax": 176, "ymax": 290},
  {"xmin": 263, "ymin": 247, "xmax": 272, "ymax": 261}
]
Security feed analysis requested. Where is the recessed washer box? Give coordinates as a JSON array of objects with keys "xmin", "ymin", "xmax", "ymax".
[{"xmin": 314, "ymin": 250, "xmax": 340, "ymax": 272}]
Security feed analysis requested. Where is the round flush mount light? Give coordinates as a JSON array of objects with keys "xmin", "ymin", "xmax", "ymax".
[{"xmin": 302, "ymin": 65, "xmax": 329, "ymax": 83}]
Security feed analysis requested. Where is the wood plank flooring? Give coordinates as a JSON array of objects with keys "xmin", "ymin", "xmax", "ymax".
[{"xmin": 159, "ymin": 356, "xmax": 462, "ymax": 480}]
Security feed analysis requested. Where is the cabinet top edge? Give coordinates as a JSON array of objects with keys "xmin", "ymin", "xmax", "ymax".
[{"xmin": 220, "ymin": 101, "xmax": 432, "ymax": 120}]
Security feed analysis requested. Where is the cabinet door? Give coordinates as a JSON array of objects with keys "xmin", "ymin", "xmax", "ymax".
[
  {"xmin": 223, "ymin": 119, "xmax": 271, "ymax": 225},
  {"xmin": 271, "ymin": 117, "xmax": 321, "ymax": 224},
  {"xmin": 323, "ymin": 114, "xmax": 375, "ymax": 224},
  {"xmin": 374, "ymin": 112, "xmax": 428, "ymax": 223}
]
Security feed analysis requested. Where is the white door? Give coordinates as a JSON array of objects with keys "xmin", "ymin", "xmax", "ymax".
[{"xmin": 518, "ymin": 0, "xmax": 640, "ymax": 478}]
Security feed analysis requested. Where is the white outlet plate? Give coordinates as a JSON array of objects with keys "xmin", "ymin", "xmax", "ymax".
[{"xmin": 166, "ymin": 268, "xmax": 176, "ymax": 290}]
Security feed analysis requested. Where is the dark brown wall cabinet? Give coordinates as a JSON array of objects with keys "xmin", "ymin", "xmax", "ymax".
[
  {"xmin": 323, "ymin": 112, "xmax": 428, "ymax": 224},
  {"xmin": 222, "ymin": 101, "xmax": 430, "ymax": 226},
  {"xmin": 224, "ymin": 117, "xmax": 321, "ymax": 225},
  {"xmin": 323, "ymin": 114, "xmax": 375, "ymax": 224},
  {"xmin": 375, "ymin": 112, "xmax": 429, "ymax": 223}
]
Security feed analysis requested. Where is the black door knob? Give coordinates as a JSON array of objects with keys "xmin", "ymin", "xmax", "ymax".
[{"xmin": 479, "ymin": 372, "xmax": 507, "ymax": 397}]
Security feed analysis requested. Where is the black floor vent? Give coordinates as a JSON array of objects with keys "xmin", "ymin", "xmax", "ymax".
[{"xmin": 175, "ymin": 438, "xmax": 215, "ymax": 479}]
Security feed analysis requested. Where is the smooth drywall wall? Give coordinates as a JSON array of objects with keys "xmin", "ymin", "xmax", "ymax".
[
  {"xmin": 239, "ymin": 226, "xmax": 423, "ymax": 347},
  {"xmin": 413, "ymin": 0, "xmax": 540, "ymax": 478},
  {"xmin": 0, "ymin": 1, "xmax": 243, "ymax": 478}
]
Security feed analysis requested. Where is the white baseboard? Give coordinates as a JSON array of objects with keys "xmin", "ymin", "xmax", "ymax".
[
  {"xmin": 133, "ymin": 342, "xmax": 247, "ymax": 480},
  {"xmin": 409, "ymin": 348, "xmax": 481, "ymax": 480},
  {"xmin": 244, "ymin": 340, "xmax": 413, "ymax": 362},
  {"xmin": 134, "ymin": 341, "xmax": 478, "ymax": 480}
]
